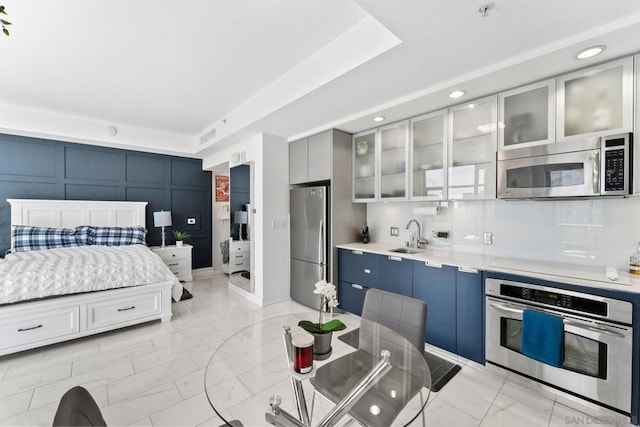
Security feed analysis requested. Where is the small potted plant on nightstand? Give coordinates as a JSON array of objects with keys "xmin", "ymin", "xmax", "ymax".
[{"xmin": 173, "ymin": 231, "xmax": 191, "ymax": 247}]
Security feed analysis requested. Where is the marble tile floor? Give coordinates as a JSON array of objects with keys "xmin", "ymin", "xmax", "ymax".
[{"xmin": 0, "ymin": 271, "xmax": 635, "ymax": 427}]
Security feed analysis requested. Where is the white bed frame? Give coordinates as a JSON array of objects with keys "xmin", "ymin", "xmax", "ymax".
[{"xmin": 0, "ymin": 199, "xmax": 174, "ymax": 356}]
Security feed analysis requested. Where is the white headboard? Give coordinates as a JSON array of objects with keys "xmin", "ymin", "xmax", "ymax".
[{"xmin": 8, "ymin": 199, "xmax": 148, "ymax": 229}]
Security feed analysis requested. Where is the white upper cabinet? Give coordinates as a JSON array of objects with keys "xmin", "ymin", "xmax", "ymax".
[
  {"xmin": 498, "ymin": 79, "xmax": 555, "ymax": 150},
  {"xmin": 557, "ymin": 57, "xmax": 634, "ymax": 141},
  {"xmin": 379, "ymin": 121, "xmax": 409, "ymax": 201},
  {"xmin": 448, "ymin": 96, "xmax": 497, "ymax": 200},
  {"xmin": 410, "ymin": 110, "xmax": 447, "ymax": 200},
  {"xmin": 352, "ymin": 130, "xmax": 378, "ymax": 202}
]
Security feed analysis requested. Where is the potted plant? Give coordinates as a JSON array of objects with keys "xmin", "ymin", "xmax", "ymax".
[
  {"xmin": 298, "ymin": 280, "xmax": 346, "ymax": 359},
  {"xmin": 173, "ymin": 230, "xmax": 191, "ymax": 247}
]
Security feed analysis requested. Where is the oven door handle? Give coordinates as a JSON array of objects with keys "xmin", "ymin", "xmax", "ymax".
[
  {"xmin": 489, "ymin": 302, "xmax": 523, "ymax": 314},
  {"xmin": 489, "ymin": 302, "xmax": 628, "ymax": 339},
  {"xmin": 563, "ymin": 319, "xmax": 627, "ymax": 339}
]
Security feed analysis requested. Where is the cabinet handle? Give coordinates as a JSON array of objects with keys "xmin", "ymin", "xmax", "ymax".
[
  {"xmin": 172, "ymin": 254, "xmax": 176, "ymax": 257},
  {"xmin": 235, "ymin": 255, "xmax": 242, "ymax": 258},
  {"xmin": 352, "ymin": 250, "xmax": 363, "ymax": 255},
  {"xmin": 388, "ymin": 256, "xmax": 402, "ymax": 262},
  {"xmin": 425, "ymin": 261, "xmax": 442, "ymax": 268},
  {"xmin": 117, "ymin": 306, "xmax": 136, "ymax": 312},
  {"xmin": 351, "ymin": 284, "xmax": 363, "ymax": 290},
  {"xmin": 168, "ymin": 262, "xmax": 179, "ymax": 267},
  {"xmin": 458, "ymin": 266, "xmax": 479, "ymax": 274},
  {"xmin": 235, "ymin": 263, "xmax": 243, "ymax": 266},
  {"xmin": 364, "ymin": 269, "xmax": 371, "ymax": 274},
  {"xmin": 18, "ymin": 324, "xmax": 43, "ymax": 332}
]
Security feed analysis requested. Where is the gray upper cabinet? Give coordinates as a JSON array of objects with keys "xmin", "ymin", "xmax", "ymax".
[
  {"xmin": 289, "ymin": 131, "xmax": 332, "ymax": 184},
  {"xmin": 410, "ymin": 110, "xmax": 447, "ymax": 200},
  {"xmin": 448, "ymin": 95, "xmax": 497, "ymax": 200},
  {"xmin": 353, "ymin": 130, "xmax": 378, "ymax": 202},
  {"xmin": 308, "ymin": 132, "xmax": 332, "ymax": 182},
  {"xmin": 557, "ymin": 57, "xmax": 634, "ymax": 141},
  {"xmin": 498, "ymin": 79, "xmax": 555, "ymax": 150}
]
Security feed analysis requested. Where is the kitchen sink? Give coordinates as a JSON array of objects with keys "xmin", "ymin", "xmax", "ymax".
[{"xmin": 389, "ymin": 247, "xmax": 425, "ymax": 254}]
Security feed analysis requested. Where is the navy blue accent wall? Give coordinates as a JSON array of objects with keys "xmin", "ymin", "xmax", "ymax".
[
  {"xmin": 0, "ymin": 133, "xmax": 212, "ymax": 269},
  {"xmin": 230, "ymin": 165, "xmax": 250, "ymax": 240}
]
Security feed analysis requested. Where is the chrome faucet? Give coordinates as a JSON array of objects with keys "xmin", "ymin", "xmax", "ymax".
[{"xmin": 405, "ymin": 219, "xmax": 428, "ymax": 249}]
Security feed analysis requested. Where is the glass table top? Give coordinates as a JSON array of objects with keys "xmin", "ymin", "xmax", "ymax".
[{"xmin": 204, "ymin": 313, "xmax": 431, "ymax": 426}]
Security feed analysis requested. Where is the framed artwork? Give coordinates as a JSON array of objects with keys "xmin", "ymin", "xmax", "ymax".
[{"xmin": 215, "ymin": 175, "xmax": 229, "ymax": 202}]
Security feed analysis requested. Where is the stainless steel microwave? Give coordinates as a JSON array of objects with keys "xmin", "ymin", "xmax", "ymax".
[{"xmin": 497, "ymin": 133, "xmax": 633, "ymax": 199}]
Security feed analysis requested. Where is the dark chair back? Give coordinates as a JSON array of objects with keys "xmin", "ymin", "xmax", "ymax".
[
  {"xmin": 360, "ymin": 288, "xmax": 427, "ymax": 353},
  {"xmin": 53, "ymin": 386, "xmax": 106, "ymax": 427}
]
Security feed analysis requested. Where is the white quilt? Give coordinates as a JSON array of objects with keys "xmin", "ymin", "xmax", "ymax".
[{"xmin": 0, "ymin": 245, "xmax": 182, "ymax": 304}]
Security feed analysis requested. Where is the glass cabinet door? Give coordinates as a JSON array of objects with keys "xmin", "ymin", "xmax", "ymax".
[
  {"xmin": 352, "ymin": 130, "xmax": 377, "ymax": 202},
  {"xmin": 410, "ymin": 111, "xmax": 446, "ymax": 200},
  {"xmin": 448, "ymin": 96, "xmax": 497, "ymax": 200},
  {"xmin": 379, "ymin": 121, "xmax": 409, "ymax": 200},
  {"xmin": 498, "ymin": 79, "xmax": 555, "ymax": 150},
  {"xmin": 557, "ymin": 57, "xmax": 633, "ymax": 141}
]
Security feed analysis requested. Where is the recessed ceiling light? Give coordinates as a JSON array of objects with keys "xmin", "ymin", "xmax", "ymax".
[
  {"xmin": 372, "ymin": 116, "xmax": 385, "ymax": 122},
  {"xmin": 449, "ymin": 90, "xmax": 466, "ymax": 99},
  {"xmin": 576, "ymin": 45, "xmax": 606, "ymax": 60}
]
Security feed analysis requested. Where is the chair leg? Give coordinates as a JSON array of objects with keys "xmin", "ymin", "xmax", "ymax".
[{"xmin": 310, "ymin": 389, "xmax": 316, "ymax": 422}]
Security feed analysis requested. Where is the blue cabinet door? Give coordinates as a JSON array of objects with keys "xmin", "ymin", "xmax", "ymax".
[
  {"xmin": 456, "ymin": 267, "xmax": 484, "ymax": 364},
  {"xmin": 338, "ymin": 280, "xmax": 368, "ymax": 316},
  {"xmin": 378, "ymin": 255, "xmax": 413, "ymax": 296},
  {"xmin": 412, "ymin": 261, "xmax": 457, "ymax": 353},
  {"xmin": 338, "ymin": 249, "xmax": 379, "ymax": 287}
]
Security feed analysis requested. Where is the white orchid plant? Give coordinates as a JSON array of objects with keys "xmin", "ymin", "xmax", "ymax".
[{"xmin": 298, "ymin": 280, "xmax": 346, "ymax": 334}]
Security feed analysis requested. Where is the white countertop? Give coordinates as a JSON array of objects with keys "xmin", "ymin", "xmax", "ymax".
[{"xmin": 336, "ymin": 242, "xmax": 640, "ymax": 295}]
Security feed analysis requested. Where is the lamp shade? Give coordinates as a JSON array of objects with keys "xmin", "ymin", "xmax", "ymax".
[
  {"xmin": 153, "ymin": 211, "xmax": 172, "ymax": 227},
  {"xmin": 234, "ymin": 211, "xmax": 248, "ymax": 224}
]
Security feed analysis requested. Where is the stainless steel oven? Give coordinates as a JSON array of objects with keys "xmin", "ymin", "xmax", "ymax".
[
  {"xmin": 486, "ymin": 278, "xmax": 633, "ymax": 414},
  {"xmin": 497, "ymin": 133, "xmax": 633, "ymax": 199}
]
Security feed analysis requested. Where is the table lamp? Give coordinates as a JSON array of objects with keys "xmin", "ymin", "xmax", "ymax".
[
  {"xmin": 153, "ymin": 210, "xmax": 172, "ymax": 248},
  {"xmin": 234, "ymin": 211, "xmax": 248, "ymax": 241}
]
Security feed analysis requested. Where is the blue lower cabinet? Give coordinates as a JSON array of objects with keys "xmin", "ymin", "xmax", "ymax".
[
  {"xmin": 378, "ymin": 255, "xmax": 413, "ymax": 296},
  {"xmin": 338, "ymin": 249, "xmax": 379, "ymax": 287},
  {"xmin": 338, "ymin": 280, "xmax": 368, "ymax": 316},
  {"xmin": 412, "ymin": 261, "xmax": 457, "ymax": 354},
  {"xmin": 456, "ymin": 267, "xmax": 484, "ymax": 364}
]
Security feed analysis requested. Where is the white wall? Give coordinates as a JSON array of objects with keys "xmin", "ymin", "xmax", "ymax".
[
  {"xmin": 202, "ymin": 133, "xmax": 290, "ymax": 305},
  {"xmin": 366, "ymin": 196, "xmax": 640, "ymax": 271}
]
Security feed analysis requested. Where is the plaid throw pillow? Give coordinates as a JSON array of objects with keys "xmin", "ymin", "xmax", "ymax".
[
  {"xmin": 11, "ymin": 225, "xmax": 90, "ymax": 252},
  {"xmin": 92, "ymin": 226, "xmax": 146, "ymax": 246}
]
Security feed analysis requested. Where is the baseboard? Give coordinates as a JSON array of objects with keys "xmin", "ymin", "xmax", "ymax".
[{"xmin": 228, "ymin": 282, "xmax": 263, "ymax": 305}]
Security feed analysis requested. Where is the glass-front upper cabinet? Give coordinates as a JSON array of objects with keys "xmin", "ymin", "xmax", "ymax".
[
  {"xmin": 636, "ymin": 54, "xmax": 640, "ymax": 194},
  {"xmin": 557, "ymin": 57, "xmax": 633, "ymax": 141},
  {"xmin": 379, "ymin": 121, "xmax": 409, "ymax": 201},
  {"xmin": 448, "ymin": 95, "xmax": 497, "ymax": 200},
  {"xmin": 352, "ymin": 130, "xmax": 377, "ymax": 202},
  {"xmin": 410, "ymin": 111, "xmax": 447, "ymax": 200},
  {"xmin": 498, "ymin": 79, "xmax": 555, "ymax": 150}
]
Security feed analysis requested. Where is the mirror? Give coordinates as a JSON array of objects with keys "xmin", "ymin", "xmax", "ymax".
[{"xmin": 228, "ymin": 163, "xmax": 253, "ymax": 293}]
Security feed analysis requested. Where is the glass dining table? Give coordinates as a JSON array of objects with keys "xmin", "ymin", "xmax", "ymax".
[{"xmin": 204, "ymin": 313, "xmax": 432, "ymax": 427}]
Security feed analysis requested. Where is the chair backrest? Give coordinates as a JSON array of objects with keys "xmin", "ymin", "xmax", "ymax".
[
  {"xmin": 360, "ymin": 289, "xmax": 427, "ymax": 354},
  {"xmin": 53, "ymin": 386, "xmax": 107, "ymax": 427}
]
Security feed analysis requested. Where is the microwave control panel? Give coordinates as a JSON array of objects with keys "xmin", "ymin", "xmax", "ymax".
[{"xmin": 602, "ymin": 133, "xmax": 632, "ymax": 195}]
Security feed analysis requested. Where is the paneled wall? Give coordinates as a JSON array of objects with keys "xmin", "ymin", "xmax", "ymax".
[{"xmin": 0, "ymin": 133, "xmax": 212, "ymax": 268}]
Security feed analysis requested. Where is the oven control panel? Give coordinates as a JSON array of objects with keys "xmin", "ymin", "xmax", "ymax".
[{"xmin": 502, "ymin": 284, "xmax": 607, "ymax": 316}]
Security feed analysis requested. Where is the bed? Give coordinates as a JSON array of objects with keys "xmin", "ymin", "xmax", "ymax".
[{"xmin": 0, "ymin": 199, "xmax": 181, "ymax": 356}]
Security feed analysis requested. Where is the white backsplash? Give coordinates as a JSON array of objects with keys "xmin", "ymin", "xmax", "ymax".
[{"xmin": 365, "ymin": 196, "xmax": 640, "ymax": 271}]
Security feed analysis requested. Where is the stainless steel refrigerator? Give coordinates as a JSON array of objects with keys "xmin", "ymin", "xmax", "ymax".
[{"xmin": 290, "ymin": 186, "xmax": 328, "ymax": 309}]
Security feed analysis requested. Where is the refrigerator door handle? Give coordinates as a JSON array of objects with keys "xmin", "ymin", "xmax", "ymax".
[{"xmin": 319, "ymin": 219, "xmax": 325, "ymax": 280}]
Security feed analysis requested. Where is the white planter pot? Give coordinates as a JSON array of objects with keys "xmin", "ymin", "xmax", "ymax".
[{"xmin": 176, "ymin": 241, "xmax": 184, "ymax": 247}]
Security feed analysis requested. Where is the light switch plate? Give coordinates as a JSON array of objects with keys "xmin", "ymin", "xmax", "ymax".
[
  {"xmin": 390, "ymin": 227, "xmax": 399, "ymax": 236},
  {"xmin": 483, "ymin": 232, "xmax": 493, "ymax": 245}
]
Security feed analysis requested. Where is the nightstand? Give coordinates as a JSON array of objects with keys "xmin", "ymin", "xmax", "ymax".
[
  {"xmin": 151, "ymin": 244, "xmax": 193, "ymax": 282},
  {"xmin": 228, "ymin": 240, "xmax": 250, "ymax": 275}
]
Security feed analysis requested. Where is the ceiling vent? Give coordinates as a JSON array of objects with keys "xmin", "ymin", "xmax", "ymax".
[{"xmin": 200, "ymin": 128, "xmax": 217, "ymax": 145}]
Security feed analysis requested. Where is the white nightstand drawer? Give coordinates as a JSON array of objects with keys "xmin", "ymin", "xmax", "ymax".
[
  {"xmin": 88, "ymin": 291, "xmax": 162, "ymax": 330},
  {"xmin": 230, "ymin": 243, "xmax": 249, "ymax": 253},
  {"xmin": 155, "ymin": 251, "xmax": 190, "ymax": 262},
  {"xmin": 164, "ymin": 258, "xmax": 188, "ymax": 269},
  {"xmin": 230, "ymin": 259, "xmax": 249, "ymax": 270},
  {"xmin": 1, "ymin": 307, "xmax": 80, "ymax": 349}
]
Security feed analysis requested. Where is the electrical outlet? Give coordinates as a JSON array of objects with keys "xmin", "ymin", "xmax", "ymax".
[
  {"xmin": 390, "ymin": 227, "xmax": 399, "ymax": 236},
  {"xmin": 483, "ymin": 232, "xmax": 493, "ymax": 245}
]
